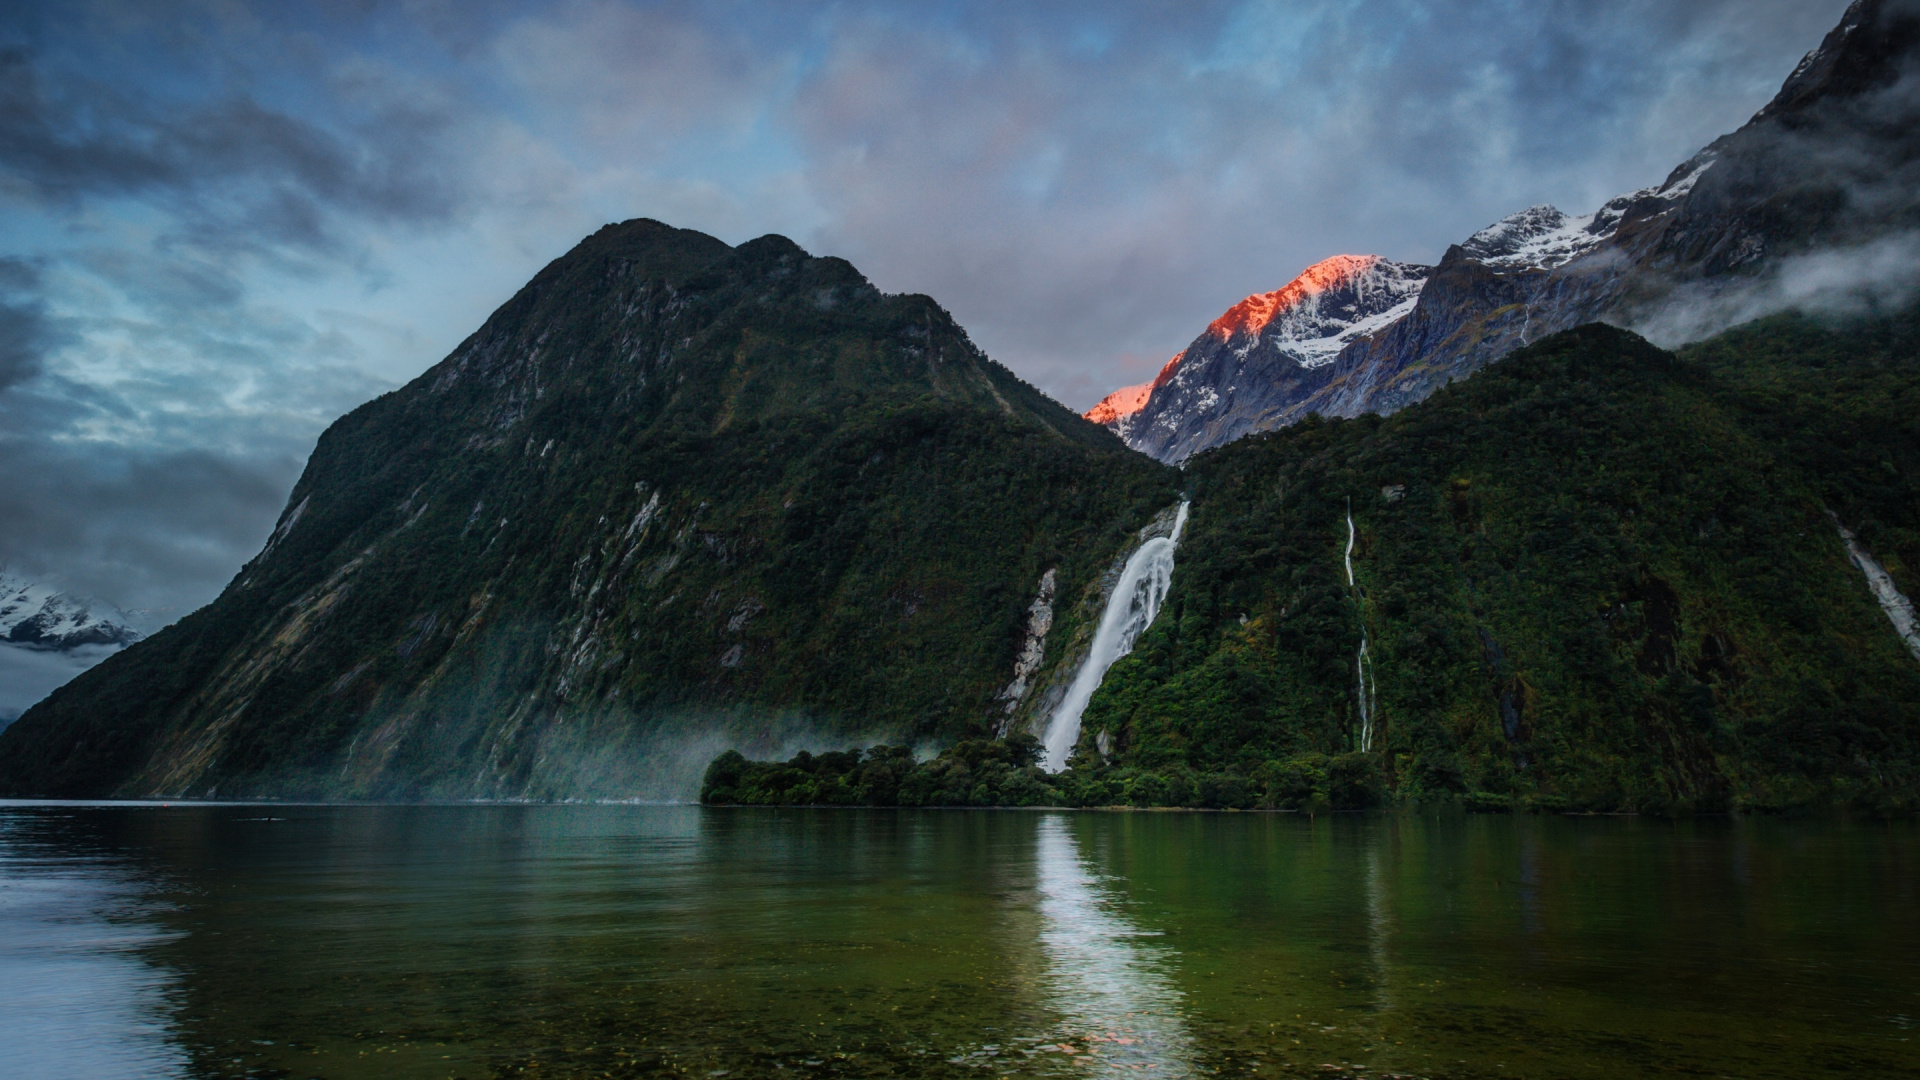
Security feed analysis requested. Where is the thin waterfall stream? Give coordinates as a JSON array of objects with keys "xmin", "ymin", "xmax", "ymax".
[
  {"xmin": 1041, "ymin": 502, "xmax": 1190, "ymax": 772},
  {"xmin": 1346, "ymin": 502, "xmax": 1377, "ymax": 753}
]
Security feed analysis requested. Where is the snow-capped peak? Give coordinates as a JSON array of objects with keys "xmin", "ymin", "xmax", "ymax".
[
  {"xmin": 0, "ymin": 571, "xmax": 143, "ymax": 651},
  {"xmin": 1205, "ymin": 254, "xmax": 1384, "ymax": 341},
  {"xmin": 1270, "ymin": 257, "xmax": 1429, "ymax": 369},
  {"xmin": 1084, "ymin": 254, "xmax": 1433, "ymax": 452},
  {"xmin": 1461, "ymin": 205, "xmax": 1613, "ymax": 270},
  {"xmin": 1085, "ymin": 370, "xmax": 1163, "ymax": 426},
  {"xmin": 1202, "ymin": 255, "xmax": 1431, "ymax": 370},
  {"xmin": 1462, "ymin": 156, "xmax": 1716, "ymax": 273}
]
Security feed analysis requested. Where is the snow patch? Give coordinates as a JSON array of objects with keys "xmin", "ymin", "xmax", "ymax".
[
  {"xmin": 1462, "ymin": 157, "xmax": 1714, "ymax": 273},
  {"xmin": 0, "ymin": 571, "xmax": 142, "ymax": 651},
  {"xmin": 1262, "ymin": 259, "xmax": 1429, "ymax": 369},
  {"xmin": 1463, "ymin": 205, "xmax": 1616, "ymax": 270}
]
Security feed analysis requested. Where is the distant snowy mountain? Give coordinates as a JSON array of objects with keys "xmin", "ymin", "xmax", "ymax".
[
  {"xmin": 0, "ymin": 572, "xmax": 142, "ymax": 651},
  {"xmin": 1095, "ymin": 256, "xmax": 1430, "ymax": 462},
  {"xmin": 1458, "ymin": 157, "xmax": 1716, "ymax": 272},
  {"xmin": 1093, "ymin": 0, "xmax": 1920, "ymax": 463},
  {"xmin": 0, "ymin": 572, "xmax": 143, "ymax": 726}
]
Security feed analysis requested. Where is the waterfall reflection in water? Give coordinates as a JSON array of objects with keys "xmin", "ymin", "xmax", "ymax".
[{"xmin": 1033, "ymin": 816, "xmax": 1192, "ymax": 1075}]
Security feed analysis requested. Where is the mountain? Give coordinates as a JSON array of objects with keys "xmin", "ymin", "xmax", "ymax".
[
  {"xmin": 0, "ymin": 571, "xmax": 141, "ymax": 651},
  {"xmin": 709, "ymin": 310, "xmax": 1920, "ymax": 813},
  {"xmin": 1093, "ymin": 256, "xmax": 1431, "ymax": 463},
  {"xmin": 0, "ymin": 221, "xmax": 1178, "ymax": 799},
  {"xmin": 1099, "ymin": 0, "xmax": 1920, "ymax": 463},
  {"xmin": 1069, "ymin": 315, "xmax": 1920, "ymax": 813},
  {"xmin": 0, "ymin": 572, "xmax": 143, "ymax": 730},
  {"xmin": 1083, "ymin": 375, "xmax": 1161, "ymax": 443}
]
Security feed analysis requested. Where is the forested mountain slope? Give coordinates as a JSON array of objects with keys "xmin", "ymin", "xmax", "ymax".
[
  {"xmin": 1060, "ymin": 316, "xmax": 1920, "ymax": 813},
  {"xmin": 0, "ymin": 220, "xmax": 1178, "ymax": 800}
]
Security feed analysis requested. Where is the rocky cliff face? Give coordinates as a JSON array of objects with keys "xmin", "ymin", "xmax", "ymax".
[
  {"xmin": 1098, "ymin": 0, "xmax": 1920, "ymax": 463},
  {"xmin": 0, "ymin": 221, "xmax": 1177, "ymax": 799}
]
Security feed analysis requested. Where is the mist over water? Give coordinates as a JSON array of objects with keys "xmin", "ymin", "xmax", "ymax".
[{"xmin": 525, "ymin": 712, "xmax": 913, "ymax": 802}]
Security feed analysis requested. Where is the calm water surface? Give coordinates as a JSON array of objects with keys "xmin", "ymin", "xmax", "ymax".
[{"xmin": 0, "ymin": 803, "xmax": 1915, "ymax": 1079}]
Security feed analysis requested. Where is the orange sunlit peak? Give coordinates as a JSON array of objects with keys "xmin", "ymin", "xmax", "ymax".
[
  {"xmin": 1206, "ymin": 255, "xmax": 1382, "ymax": 341},
  {"xmin": 1085, "ymin": 382, "xmax": 1151, "ymax": 424},
  {"xmin": 1083, "ymin": 351, "xmax": 1186, "ymax": 424}
]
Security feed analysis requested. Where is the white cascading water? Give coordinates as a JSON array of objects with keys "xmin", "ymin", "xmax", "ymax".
[
  {"xmin": 1346, "ymin": 504, "xmax": 1376, "ymax": 753},
  {"xmin": 1041, "ymin": 502, "xmax": 1190, "ymax": 772},
  {"xmin": 1832, "ymin": 512, "xmax": 1920, "ymax": 662}
]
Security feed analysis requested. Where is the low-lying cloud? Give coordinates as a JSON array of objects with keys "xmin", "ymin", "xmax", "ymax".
[
  {"xmin": 0, "ymin": 643, "xmax": 120, "ymax": 724},
  {"xmin": 1635, "ymin": 230, "xmax": 1920, "ymax": 347}
]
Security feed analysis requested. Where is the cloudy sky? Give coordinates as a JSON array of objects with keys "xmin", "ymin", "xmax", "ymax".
[{"xmin": 0, "ymin": 0, "xmax": 1853, "ymax": 629}]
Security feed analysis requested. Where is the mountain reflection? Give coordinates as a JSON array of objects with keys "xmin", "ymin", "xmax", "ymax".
[{"xmin": 1033, "ymin": 815, "xmax": 1193, "ymax": 1075}]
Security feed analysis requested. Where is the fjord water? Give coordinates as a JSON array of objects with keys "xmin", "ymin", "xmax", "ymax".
[{"xmin": 1, "ymin": 805, "xmax": 1916, "ymax": 1080}]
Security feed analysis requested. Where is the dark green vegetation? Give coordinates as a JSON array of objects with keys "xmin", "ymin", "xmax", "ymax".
[
  {"xmin": 1076, "ymin": 316, "xmax": 1920, "ymax": 815},
  {"xmin": 0, "ymin": 220, "xmax": 1177, "ymax": 799},
  {"xmin": 1685, "ymin": 308, "xmax": 1920, "ymax": 593},
  {"xmin": 711, "ymin": 310, "xmax": 1920, "ymax": 815},
  {"xmin": 702, "ymin": 736, "xmax": 1383, "ymax": 811}
]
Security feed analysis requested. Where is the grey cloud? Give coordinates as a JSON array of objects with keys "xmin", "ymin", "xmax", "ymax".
[
  {"xmin": 0, "ymin": 48, "xmax": 470, "ymax": 257},
  {"xmin": 0, "ymin": 0, "xmax": 1884, "ymax": 672},
  {"xmin": 0, "ymin": 258, "xmax": 61, "ymax": 390},
  {"xmin": 0, "ymin": 643, "xmax": 119, "ymax": 723},
  {"xmin": 1633, "ymin": 6, "xmax": 1920, "ymax": 344},
  {"xmin": 770, "ymin": 0, "xmax": 1855, "ymax": 407},
  {"xmin": 0, "ymin": 433, "xmax": 304, "ymax": 617},
  {"xmin": 494, "ymin": 1, "xmax": 781, "ymax": 146},
  {"xmin": 1634, "ymin": 231, "xmax": 1920, "ymax": 347}
]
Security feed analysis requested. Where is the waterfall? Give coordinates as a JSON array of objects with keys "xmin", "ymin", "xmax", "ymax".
[
  {"xmin": 1347, "ymin": 503, "xmax": 1376, "ymax": 753},
  {"xmin": 1344, "ymin": 502, "xmax": 1358, "ymax": 587},
  {"xmin": 1040, "ymin": 502, "xmax": 1190, "ymax": 772},
  {"xmin": 1355, "ymin": 638, "xmax": 1376, "ymax": 753},
  {"xmin": 1831, "ymin": 512, "xmax": 1920, "ymax": 662}
]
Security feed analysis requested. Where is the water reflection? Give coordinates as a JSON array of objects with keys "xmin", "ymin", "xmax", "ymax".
[
  {"xmin": 0, "ymin": 806, "xmax": 1916, "ymax": 1079},
  {"xmin": 1033, "ymin": 815, "xmax": 1192, "ymax": 1075},
  {"xmin": 0, "ymin": 809, "xmax": 184, "ymax": 1080},
  {"xmin": 1364, "ymin": 826, "xmax": 1393, "ymax": 1018}
]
